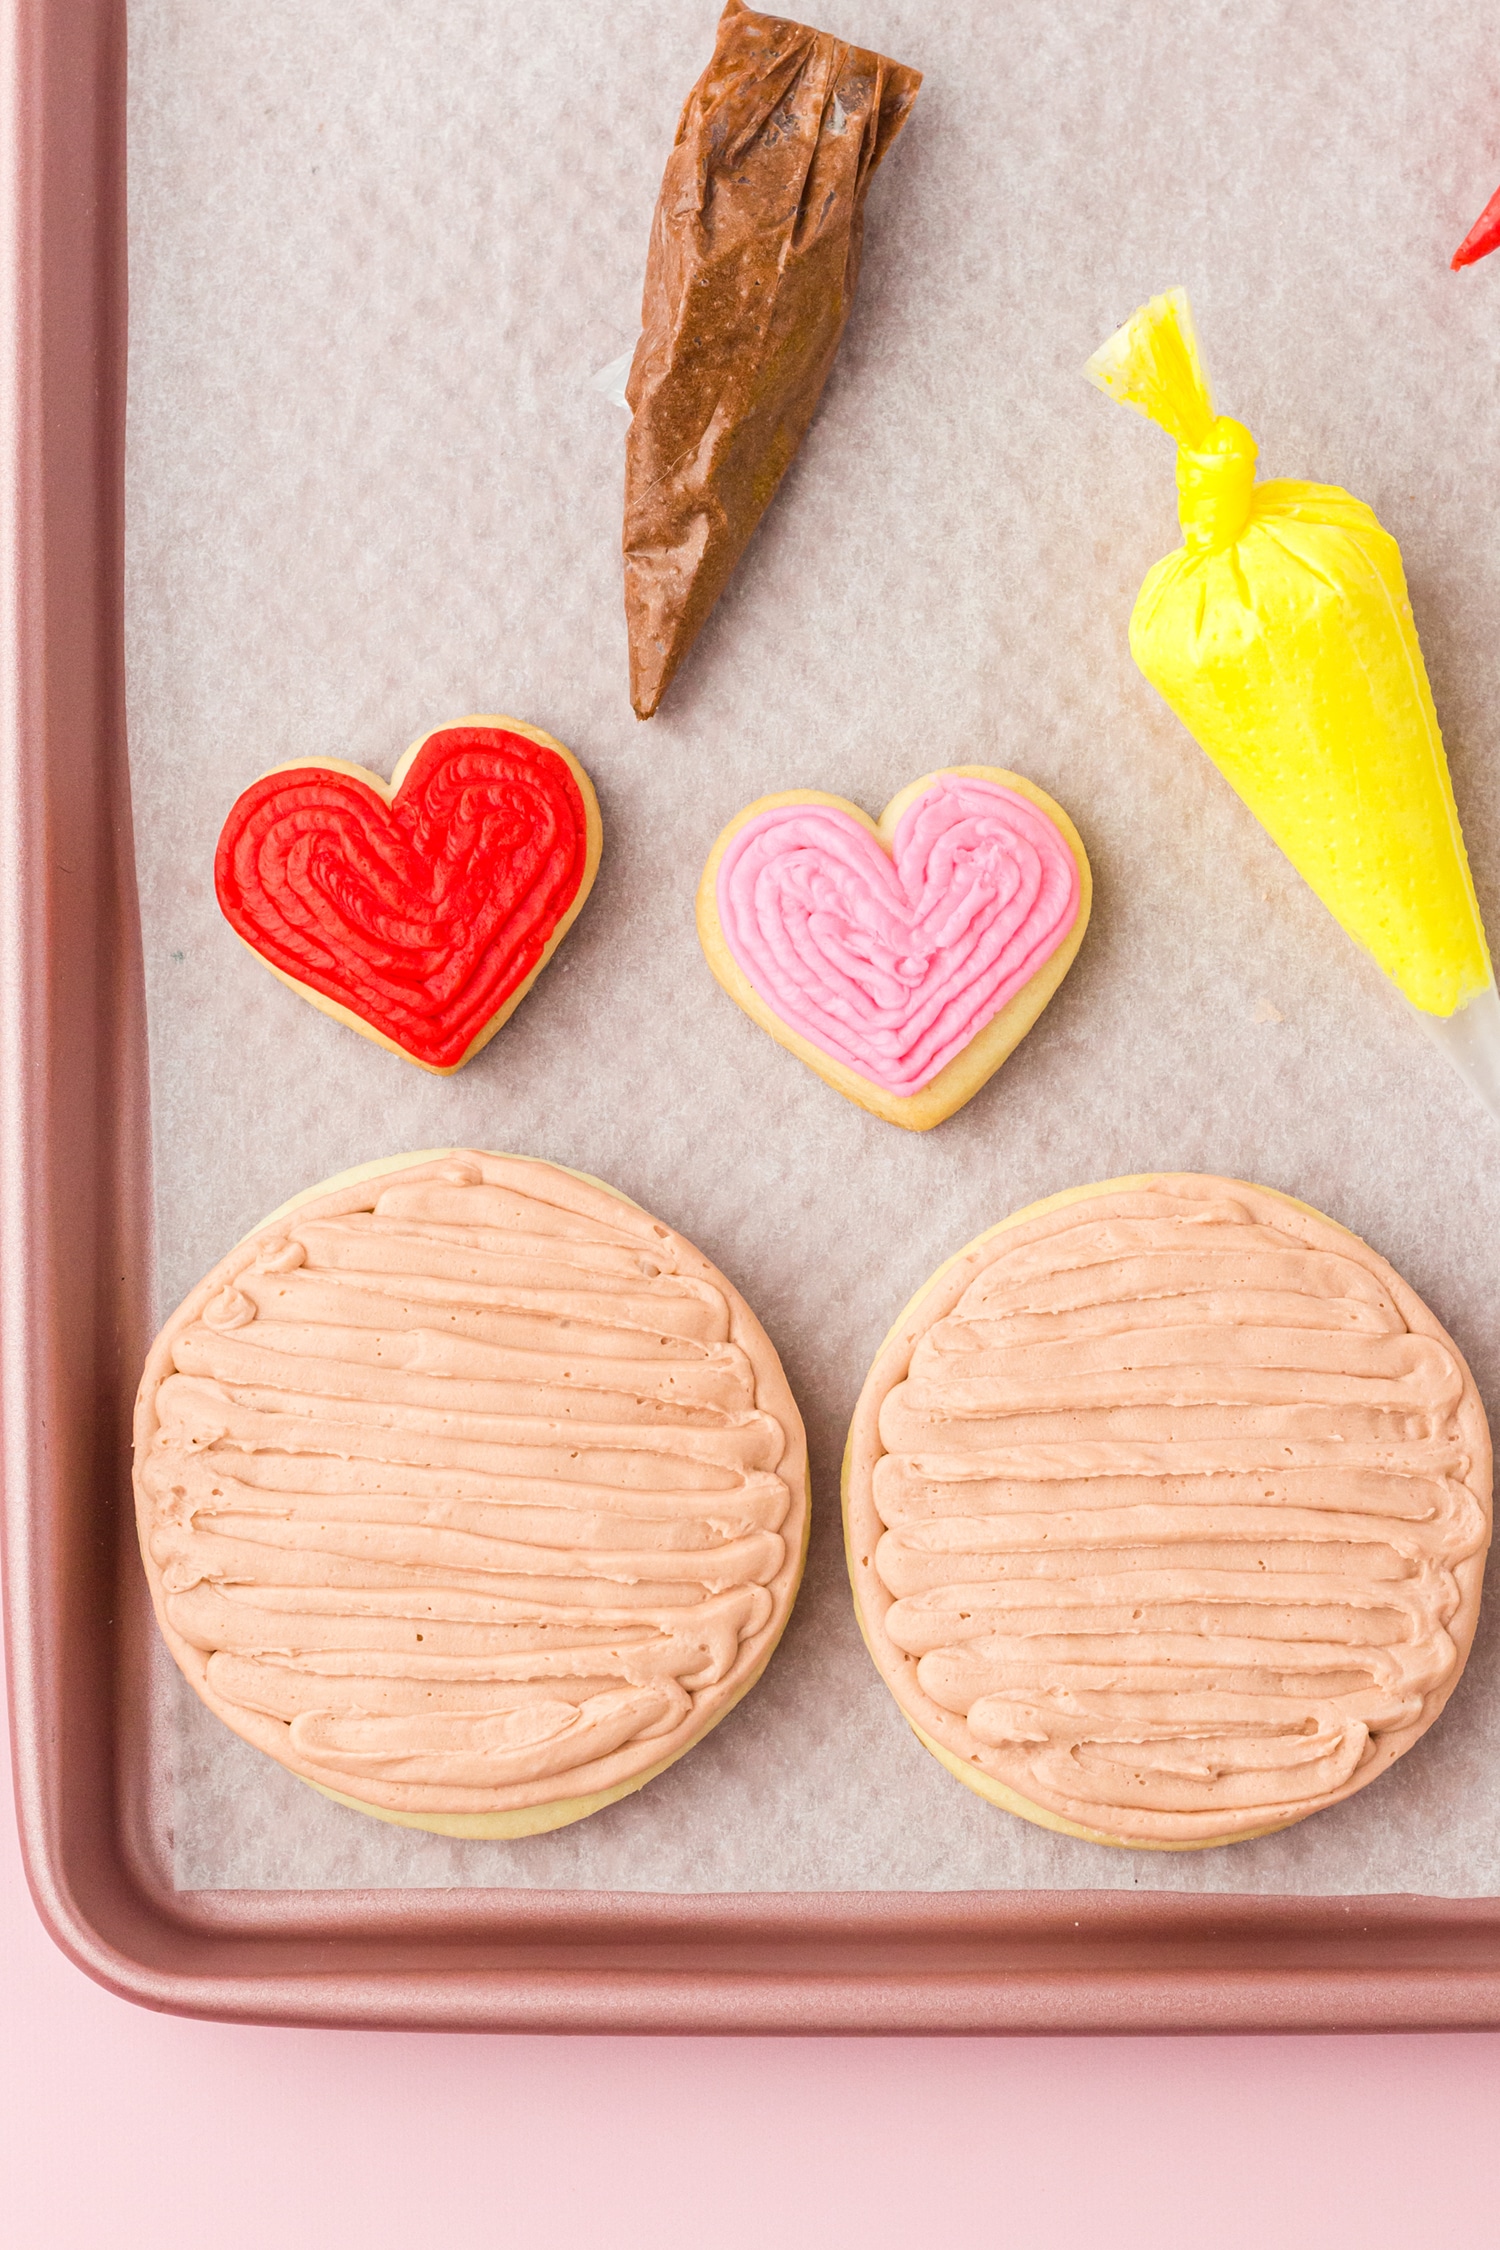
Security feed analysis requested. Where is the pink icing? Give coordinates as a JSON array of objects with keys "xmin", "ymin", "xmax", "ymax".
[{"xmin": 715, "ymin": 777, "xmax": 1081, "ymax": 1097}]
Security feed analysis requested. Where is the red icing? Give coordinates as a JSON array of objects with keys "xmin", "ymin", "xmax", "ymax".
[{"xmin": 215, "ymin": 725, "xmax": 591, "ymax": 1070}]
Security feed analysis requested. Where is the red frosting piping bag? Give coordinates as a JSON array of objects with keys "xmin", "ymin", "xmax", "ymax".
[{"xmin": 1452, "ymin": 180, "xmax": 1500, "ymax": 269}]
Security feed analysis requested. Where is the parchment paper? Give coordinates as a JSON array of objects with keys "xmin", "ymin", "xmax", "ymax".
[{"xmin": 126, "ymin": 0, "xmax": 1500, "ymax": 1893}]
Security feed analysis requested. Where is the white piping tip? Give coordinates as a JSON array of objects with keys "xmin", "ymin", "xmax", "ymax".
[{"xmin": 1418, "ymin": 981, "xmax": 1500, "ymax": 1120}]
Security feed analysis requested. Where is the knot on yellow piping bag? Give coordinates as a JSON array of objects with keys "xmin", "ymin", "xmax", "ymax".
[
  {"xmin": 1175, "ymin": 419, "xmax": 1258, "ymax": 551},
  {"xmin": 1085, "ymin": 288, "xmax": 1491, "ymax": 1019}
]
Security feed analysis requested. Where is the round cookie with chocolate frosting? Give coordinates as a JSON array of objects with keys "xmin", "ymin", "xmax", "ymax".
[
  {"xmin": 844, "ymin": 1173, "xmax": 1491, "ymax": 1849},
  {"xmin": 134, "ymin": 1150, "xmax": 808, "ymax": 1838}
]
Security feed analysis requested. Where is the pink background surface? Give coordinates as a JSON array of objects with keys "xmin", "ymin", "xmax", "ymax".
[{"xmin": 4, "ymin": 1697, "xmax": 1500, "ymax": 2250}]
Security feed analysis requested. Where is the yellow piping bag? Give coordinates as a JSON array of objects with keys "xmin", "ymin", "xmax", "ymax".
[{"xmin": 1086, "ymin": 289, "xmax": 1500, "ymax": 1117}]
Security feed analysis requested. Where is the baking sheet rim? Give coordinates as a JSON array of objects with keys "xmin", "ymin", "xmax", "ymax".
[{"xmin": 8, "ymin": 0, "xmax": 1500, "ymax": 2032}]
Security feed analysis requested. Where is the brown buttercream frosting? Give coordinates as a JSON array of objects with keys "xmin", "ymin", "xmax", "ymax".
[
  {"xmin": 845, "ymin": 1175, "xmax": 1491, "ymax": 1846},
  {"xmin": 134, "ymin": 1153, "xmax": 807, "ymax": 1818},
  {"xmin": 623, "ymin": 1, "xmax": 920, "ymax": 718}
]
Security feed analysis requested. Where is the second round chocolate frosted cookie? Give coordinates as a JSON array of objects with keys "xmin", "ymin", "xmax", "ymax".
[{"xmin": 844, "ymin": 1173, "xmax": 1491, "ymax": 1849}]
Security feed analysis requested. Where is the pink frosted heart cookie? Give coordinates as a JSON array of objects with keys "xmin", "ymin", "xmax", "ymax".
[{"xmin": 696, "ymin": 767, "xmax": 1091, "ymax": 1129}]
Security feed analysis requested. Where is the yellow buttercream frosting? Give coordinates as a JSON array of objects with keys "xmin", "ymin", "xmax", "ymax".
[{"xmin": 1087, "ymin": 289, "xmax": 1491, "ymax": 1017}]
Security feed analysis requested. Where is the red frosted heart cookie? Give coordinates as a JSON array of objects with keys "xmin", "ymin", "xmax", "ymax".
[{"xmin": 215, "ymin": 716, "xmax": 602, "ymax": 1073}]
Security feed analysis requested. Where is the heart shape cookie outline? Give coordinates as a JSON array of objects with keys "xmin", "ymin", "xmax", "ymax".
[
  {"xmin": 696, "ymin": 766, "xmax": 1091, "ymax": 1129},
  {"xmin": 215, "ymin": 715, "xmax": 602, "ymax": 1075}
]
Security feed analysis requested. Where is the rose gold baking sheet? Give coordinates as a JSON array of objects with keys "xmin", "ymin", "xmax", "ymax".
[{"xmin": 8, "ymin": 0, "xmax": 1500, "ymax": 2030}]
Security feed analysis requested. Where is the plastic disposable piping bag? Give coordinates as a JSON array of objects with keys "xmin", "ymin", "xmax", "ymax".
[
  {"xmin": 1086, "ymin": 289, "xmax": 1500, "ymax": 1119},
  {"xmin": 622, "ymin": 2, "xmax": 920, "ymax": 721}
]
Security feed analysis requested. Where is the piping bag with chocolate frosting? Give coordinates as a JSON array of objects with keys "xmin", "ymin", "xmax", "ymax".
[
  {"xmin": 1086, "ymin": 290, "xmax": 1500, "ymax": 1117},
  {"xmin": 623, "ymin": 1, "xmax": 921, "ymax": 720}
]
